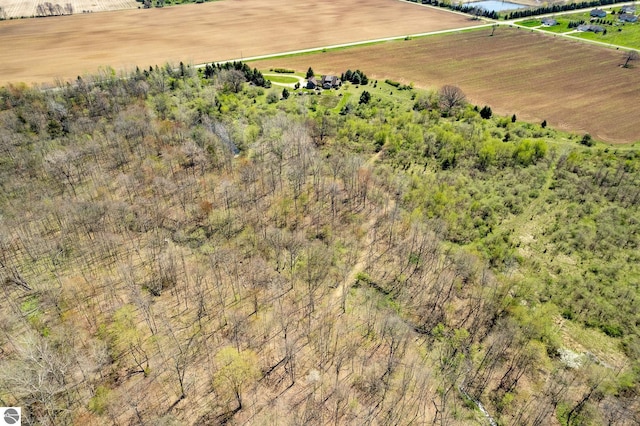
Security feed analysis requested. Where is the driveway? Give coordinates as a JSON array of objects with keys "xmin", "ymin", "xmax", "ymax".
[{"xmin": 263, "ymin": 73, "xmax": 306, "ymax": 88}]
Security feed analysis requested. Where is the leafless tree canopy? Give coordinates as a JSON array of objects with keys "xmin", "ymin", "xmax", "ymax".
[
  {"xmin": 438, "ymin": 84, "xmax": 466, "ymax": 115},
  {"xmin": 623, "ymin": 50, "xmax": 639, "ymax": 68},
  {"xmin": 36, "ymin": 2, "xmax": 70, "ymax": 16},
  {"xmin": 217, "ymin": 69, "xmax": 247, "ymax": 93}
]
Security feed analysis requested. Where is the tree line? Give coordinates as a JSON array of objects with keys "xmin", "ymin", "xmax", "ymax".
[
  {"xmin": 404, "ymin": 0, "xmax": 629, "ymax": 20},
  {"xmin": 506, "ymin": 0, "xmax": 629, "ymax": 19}
]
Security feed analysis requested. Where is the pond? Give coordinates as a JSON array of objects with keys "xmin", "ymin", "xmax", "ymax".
[{"xmin": 467, "ymin": 0, "xmax": 527, "ymax": 12}]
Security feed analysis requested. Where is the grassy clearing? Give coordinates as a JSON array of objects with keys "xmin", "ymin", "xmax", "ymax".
[
  {"xmin": 264, "ymin": 74, "xmax": 300, "ymax": 84},
  {"xmin": 559, "ymin": 318, "xmax": 628, "ymax": 370},
  {"xmin": 334, "ymin": 91, "xmax": 352, "ymax": 112},
  {"xmin": 518, "ymin": 20, "xmax": 541, "ymax": 28},
  {"xmin": 541, "ymin": 23, "xmax": 575, "ymax": 33}
]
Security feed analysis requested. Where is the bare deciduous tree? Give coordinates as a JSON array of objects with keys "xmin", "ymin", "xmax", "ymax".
[
  {"xmin": 217, "ymin": 69, "xmax": 246, "ymax": 93},
  {"xmin": 623, "ymin": 50, "xmax": 639, "ymax": 68},
  {"xmin": 438, "ymin": 85, "xmax": 466, "ymax": 116}
]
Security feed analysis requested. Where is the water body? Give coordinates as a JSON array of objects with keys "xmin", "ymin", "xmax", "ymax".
[{"xmin": 468, "ymin": 0, "xmax": 527, "ymax": 12}]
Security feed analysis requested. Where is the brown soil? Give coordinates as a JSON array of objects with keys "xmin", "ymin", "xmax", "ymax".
[
  {"xmin": 252, "ymin": 27, "xmax": 640, "ymax": 144},
  {"xmin": 0, "ymin": 0, "xmax": 480, "ymax": 86}
]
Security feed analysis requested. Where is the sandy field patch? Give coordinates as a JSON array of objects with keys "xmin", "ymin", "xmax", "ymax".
[
  {"xmin": 252, "ymin": 27, "xmax": 640, "ymax": 144},
  {"xmin": 0, "ymin": 0, "xmax": 482, "ymax": 86}
]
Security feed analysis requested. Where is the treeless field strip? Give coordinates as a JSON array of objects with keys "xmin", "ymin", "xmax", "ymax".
[
  {"xmin": 0, "ymin": 0, "xmax": 481, "ymax": 86},
  {"xmin": 252, "ymin": 27, "xmax": 640, "ymax": 144}
]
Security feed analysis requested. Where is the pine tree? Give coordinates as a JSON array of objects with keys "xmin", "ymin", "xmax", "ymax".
[{"xmin": 359, "ymin": 91, "xmax": 371, "ymax": 104}]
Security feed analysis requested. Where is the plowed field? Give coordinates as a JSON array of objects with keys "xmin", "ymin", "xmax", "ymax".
[
  {"xmin": 0, "ymin": 0, "xmax": 481, "ymax": 86},
  {"xmin": 252, "ymin": 27, "xmax": 640, "ymax": 144}
]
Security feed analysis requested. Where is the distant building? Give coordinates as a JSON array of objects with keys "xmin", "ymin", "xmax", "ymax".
[
  {"xmin": 577, "ymin": 24, "xmax": 605, "ymax": 33},
  {"xmin": 618, "ymin": 13, "xmax": 638, "ymax": 23},
  {"xmin": 320, "ymin": 75, "xmax": 341, "ymax": 89},
  {"xmin": 541, "ymin": 17, "xmax": 558, "ymax": 26},
  {"xmin": 620, "ymin": 5, "xmax": 636, "ymax": 14},
  {"xmin": 590, "ymin": 8, "xmax": 607, "ymax": 18}
]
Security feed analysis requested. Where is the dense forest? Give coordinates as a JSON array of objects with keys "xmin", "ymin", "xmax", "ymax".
[{"xmin": 0, "ymin": 63, "xmax": 638, "ymax": 425}]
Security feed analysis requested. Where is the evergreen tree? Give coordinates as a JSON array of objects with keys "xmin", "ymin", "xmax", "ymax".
[
  {"xmin": 359, "ymin": 90, "xmax": 371, "ymax": 104},
  {"xmin": 344, "ymin": 70, "xmax": 353, "ymax": 82}
]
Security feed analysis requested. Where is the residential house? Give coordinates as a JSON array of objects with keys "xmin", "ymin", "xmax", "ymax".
[
  {"xmin": 590, "ymin": 8, "xmax": 607, "ymax": 18},
  {"xmin": 320, "ymin": 75, "xmax": 341, "ymax": 89},
  {"xmin": 306, "ymin": 76, "xmax": 318, "ymax": 89},
  {"xmin": 577, "ymin": 24, "xmax": 605, "ymax": 32},
  {"xmin": 618, "ymin": 13, "xmax": 638, "ymax": 23},
  {"xmin": 620, "ymin": 5, "xmax": 636, "ymax": 14}
]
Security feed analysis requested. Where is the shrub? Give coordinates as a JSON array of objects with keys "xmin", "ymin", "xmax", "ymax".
[
  {"xmin": 88, "ymin": 386, "xmax": 112, "ymax": 415},
  {"xmin": 480, "ymin": 105, "xmax": 493, "ymax": 119},
  {"xmin": 580, "ymin": 133, "xmax": 595, "ymax": 146},
  {"xmin": 266, "ymin": 91, "xmax": 279, "ymax": 104},
  {"xmin": 601, "ymin": 323, "xmax": 623, "ymax": 337},
  {"xmin": 359, "ymin": 91, "xmax": 371, "ymax": 105},
  {"xmin": 385, "ymin": 79, "xmax": 401, "ymax": 88}
]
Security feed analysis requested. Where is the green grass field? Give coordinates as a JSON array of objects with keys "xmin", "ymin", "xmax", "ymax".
[
  {"xmin": 518, "ymin": 20, "xmax": 541, "ymax": 28},
  {"xmin": 520, "ymin": 9, "xmax": 640, "ymax": 49},
  {"xmin": 264, "ymin": 74, "xmax": 302, "ymax": 85},
  {"xmin": 572, "ymin": 23, "xmax": 640, "ymax": 49},
  {"xmin": 272, "ymin": 75, "xmax": 419, "ymax": 113}
]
